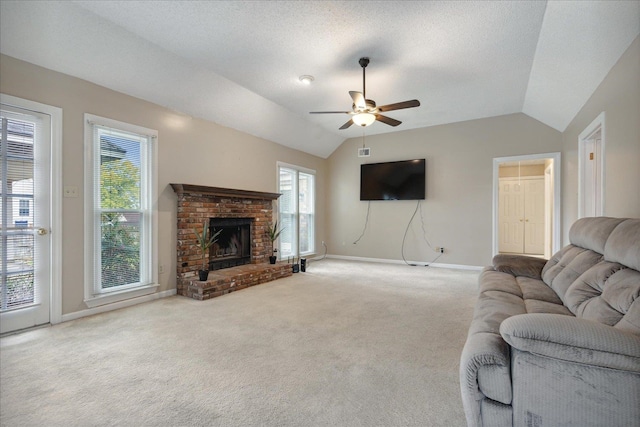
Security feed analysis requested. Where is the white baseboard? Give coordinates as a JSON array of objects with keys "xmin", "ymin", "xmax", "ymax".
[
  {"xmin": 325, "ymin": 254, "xmax": 484, "ymax": 271},
  {"xmin": 61, "ymin": 289, "xmax": 177, "ymax": 323}
]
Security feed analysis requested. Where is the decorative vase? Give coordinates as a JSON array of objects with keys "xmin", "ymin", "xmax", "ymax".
[
  {"xmin": 292, "ymin": 263, "xmax": 299, "ymax": 273},
  {"xmin": 198, "ymin": 270, "xmax": 209, "ymax": 281},
  {"xmin": 269, "ymin": 255, "xmax": 277, "ymax": 264}
]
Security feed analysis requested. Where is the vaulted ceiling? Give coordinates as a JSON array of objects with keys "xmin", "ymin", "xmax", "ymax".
[{"xmin": 1, "ymin": 1, "xmax": 638, "ymax": 158}]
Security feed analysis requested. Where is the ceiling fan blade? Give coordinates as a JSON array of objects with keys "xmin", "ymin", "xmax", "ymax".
[
  {"xmin": 349, "ymin": 91, "xmax": 366, "ymax": 110},
  {"xmin": 375, "ymin": 114, "xmax": 401, "ymax": 127},
  {"xmin": 377, "ymin": 99, "xmax": 421, "ymax": 112},
  {"xmin": 339, "ymin": 119, "xmax": 354, "ymax": 130},
  {"xmin": 309, "ymin": 111, "xmax": 352, "ymax": 114}
]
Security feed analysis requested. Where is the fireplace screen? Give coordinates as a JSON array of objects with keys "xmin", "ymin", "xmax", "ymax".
[{"xmin": 208, "ymin": 218, "xmax": 252, "ymax": 270}]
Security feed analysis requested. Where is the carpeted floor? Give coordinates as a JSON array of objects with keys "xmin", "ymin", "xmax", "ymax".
[{"xmin": 0, "ymin": 259, "xmax": 479, "ymax": 427}]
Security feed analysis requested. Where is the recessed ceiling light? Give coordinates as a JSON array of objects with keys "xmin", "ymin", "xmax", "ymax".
[{"xmin": 299, "ymin": 75, "xmax": 314, "ymax": 85}]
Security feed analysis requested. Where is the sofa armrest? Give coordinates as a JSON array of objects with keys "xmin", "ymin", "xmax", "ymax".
[
  {"xmin": 491, "ymin": 254, "xmax": 547, "ymax": 280},
  {"xmin": 500, "ymin": 313, "xmax": 640, "ymax": 372}
]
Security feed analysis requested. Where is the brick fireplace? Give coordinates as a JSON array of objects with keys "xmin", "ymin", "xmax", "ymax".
[{"xmin": 171, "ymin": 184, "xmax": 292, "ymax": 300}]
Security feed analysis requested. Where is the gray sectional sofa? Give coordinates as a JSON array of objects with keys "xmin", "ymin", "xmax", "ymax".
[{"xmin": 460, "ymin": 217, "xmax": 640, "ymax": 427}]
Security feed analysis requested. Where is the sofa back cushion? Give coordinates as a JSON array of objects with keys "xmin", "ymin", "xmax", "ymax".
[
  {"xmin": 544, "ymin": 218, "xmax": 640, "ymax": 335},
  {"xmin": 569, "ymin": 217, "xmax": 627, "ymax": 253},
  {"xmin": 604, "ymin": 218, "xmax": 640, "ymax": 270},
  {"xmin": 542, "ymin": 245, "xmax": 603, "ymax": 300}
]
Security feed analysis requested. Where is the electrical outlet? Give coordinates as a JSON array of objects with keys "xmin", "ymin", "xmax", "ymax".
[
  {"xmin": 63, "ymin": 186, "xmax": 79, "ymax": 198},
  {"xmin": 435, "ymin": 247, "xmax": 445, "ymax": 253},
  {"xmin": 159, "ymin": 265, "xmax": 165, "ymax": 274},
  {"xmin": 440, "ymin": 247, "xmax": 445, "ymax": 253}
]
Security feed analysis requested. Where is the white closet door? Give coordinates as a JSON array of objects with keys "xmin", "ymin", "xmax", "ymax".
[
  {"xmin": 498, "ymin": 177, "xmax": 545, "ymax": 255},
  {"xmin": 523, "ymin": 178, "xmax": 545, "ymax": 255},
  {"xmin": 498, "ymin": 179, "xmax": 524, "ymax": 253}
]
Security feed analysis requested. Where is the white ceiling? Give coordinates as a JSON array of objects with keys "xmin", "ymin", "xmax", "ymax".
[{"xmin": 1, "ymin": 1, "xmax": 638, "ymax": 158}]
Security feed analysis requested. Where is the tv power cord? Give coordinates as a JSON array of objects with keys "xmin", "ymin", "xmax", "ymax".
[
  {"xmin": 353, "ymin": 200, "xmax": 371, "ymax": 244},
  {"xmin": 402, "ymin": 200, "xmax": 442, "ymax": 268}
]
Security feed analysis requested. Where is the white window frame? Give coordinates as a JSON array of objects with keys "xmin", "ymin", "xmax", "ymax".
[
  {"xmin": 84, "ymin": 114, "xmax": 158, "ymax": 308},
  {"xmin": 277, "ymin": 162, "xmax": 315, "ymax": 258}
]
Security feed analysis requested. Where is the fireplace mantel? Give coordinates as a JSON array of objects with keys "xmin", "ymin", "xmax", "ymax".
[{"xmin": 170, "ymin": 183, "xmax": 280, "ymax": 201}]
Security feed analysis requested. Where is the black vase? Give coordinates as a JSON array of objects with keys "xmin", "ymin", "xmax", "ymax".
[
  {"xmin": 198, "ymin": 270, "xmax": 209, "ymax": 281},
  {"xmin": 269, "ymin": 255, "xmax": 277, "ymax": 264}
]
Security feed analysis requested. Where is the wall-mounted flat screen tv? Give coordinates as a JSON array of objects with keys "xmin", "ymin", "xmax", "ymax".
[{"xmin": 360, "ymin": 159, "xmax": 426, "ymax": 201}]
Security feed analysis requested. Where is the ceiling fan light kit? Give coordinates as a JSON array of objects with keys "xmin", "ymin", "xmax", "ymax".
[
  {"xmin": 310, "ymin": 57, "xmax": 420, "ymax": 130},
  {"xmin": 352, "ymin": 113, "xmax": 376, "ymax": 127}
]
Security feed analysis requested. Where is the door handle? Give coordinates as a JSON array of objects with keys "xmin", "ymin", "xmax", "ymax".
[{"xmin": 36, "ymin": 228, "xmax": 48, "ymax": 236}]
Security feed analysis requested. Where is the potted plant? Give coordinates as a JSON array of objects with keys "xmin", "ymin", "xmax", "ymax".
[
  {"xmin": 266, "ymin": 220, "xmax": 284, "ymax": 264},
  {"xmin": 194, "ymin": 221, "xmax": 222, "ymax": 281}
]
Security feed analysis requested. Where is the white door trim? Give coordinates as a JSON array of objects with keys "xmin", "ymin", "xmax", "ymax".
[
  {"xmin": 492, "ymin": 152, "xmax": 561, "ymax": 258},
  {"xmin": 0, "ymin": 94, "xmax": 63, "ymax": 326},
  {"xmin": 578, "ymin": 112, "xmax": 605, "ymax": 218}
]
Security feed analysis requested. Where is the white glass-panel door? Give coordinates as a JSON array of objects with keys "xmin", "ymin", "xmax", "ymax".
[{"xmin": 0, "ymin": 106, "xmax": 51, "ymax": 333}]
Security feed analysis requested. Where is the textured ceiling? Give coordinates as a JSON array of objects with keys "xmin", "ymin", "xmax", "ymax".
[{"xmin": 1, "ymin": 1, "xmax": 638, "ymax": 158}]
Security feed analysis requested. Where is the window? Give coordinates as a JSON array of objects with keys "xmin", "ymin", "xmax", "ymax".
[
  {"xmin": 278, "ymin": 163, "xmax": 315, "ymax": 259},
  {"xmin": 18, "ymin": 199, "xmax": 30, "ymax": 217},
  {"xmin": 84, "ymin": 114, "xmax": 157, "ymax": 307}
]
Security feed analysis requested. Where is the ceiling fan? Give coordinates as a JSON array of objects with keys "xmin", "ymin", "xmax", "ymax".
[{"xmin": 310, "ymin": 57, "xmax": 420, "ymax": 130}]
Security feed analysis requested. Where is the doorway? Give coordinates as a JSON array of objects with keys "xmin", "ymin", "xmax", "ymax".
[
  {"xmin": 578, "ymin": 112, "xmax": 605, "ymax": 218},
  {"xmin": 1, "ymin": 95, "xmax": 62, "ymax": 334},
  {"xmin": 493, "ymin": 152, "xmax": 561, "ymax": 259}
]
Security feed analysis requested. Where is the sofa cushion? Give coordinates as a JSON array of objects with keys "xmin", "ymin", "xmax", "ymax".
[
  {"xmin": 492, "ymin": 254, "xmax": 547, "ymax": 280},
  {"xmin": 568, "ymin": 216, "xmax": 627, "ymax": 254},
  {"xmin": 554, "ymin": 218, "xmax": 640, "ymax": 334},
  {"xmin": 516, "ymin": 276, "xmax": 563, "ymax": 305},
  {"xmin": 541, "ymin": 246, "xmax": 603, "ymax": 301},
  {"xmin": 604, "ymin": 218, "xmax": 640, "ymax": 271}
]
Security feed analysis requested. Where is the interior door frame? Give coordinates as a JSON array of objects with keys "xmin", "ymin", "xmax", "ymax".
[
  {"xmin": 1, "ymin": 94, "xmax": 63, "ymax": 329},
  {"xmin": 492, "ymin": 152, "xmax": 561, "ymax": 258},
  {"xmin": 578, "ymin": 112, "xmax": 605, "ymax": 218}
]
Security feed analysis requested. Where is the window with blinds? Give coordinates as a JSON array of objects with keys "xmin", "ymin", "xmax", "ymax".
[
  {"xmin": 278, "ymin": 163, "xmax": 315, "ymax": 259},
  {"xmin": 84, "ymin": 115, "xmax": 157, "ymax": 298}
]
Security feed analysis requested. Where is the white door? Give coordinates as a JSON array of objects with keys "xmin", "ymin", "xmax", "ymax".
[
  {"xmin": 1, "ymin": 105, "xmax": 51, "ymax": 333},
  {"xmin": 523, "ymin": 178, "xmax": 545, "ymax": 255},
  {"xmin": 498, "ymin": 179, "xmax": 524, "ymax": 253},
  {"xmin": 581, "ymin": 132, "xmax": 602, "ymax": 217},
  {"xmin": 498, "ymin": 177, "xmax": 545, "ymax": 255}
]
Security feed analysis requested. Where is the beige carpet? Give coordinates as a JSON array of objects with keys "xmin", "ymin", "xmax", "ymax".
[{"xmin": 1, "ymin": 259, "xmax": 479, "ymax": 427}]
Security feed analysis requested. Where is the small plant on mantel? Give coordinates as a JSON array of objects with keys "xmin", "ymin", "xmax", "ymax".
[
  {"xmin": 194, "ymin": 221, "xmax": 222, "ymax": 281},
  {"xmin": 266, "ymin": 220, "xmax": 284, "ymax": 264}
]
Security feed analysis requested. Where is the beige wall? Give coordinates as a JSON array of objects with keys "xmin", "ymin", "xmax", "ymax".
[
  {"xmin": 561, "ymin": 36, "xmax": 640, "ymax": 239},
  {"xmin": 0, "ymin": 54, "xmax": 327, "ymax": 316},
  {"xmin": 327, "ymin": 113, "xmax": 562, "ymax": 267}
]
